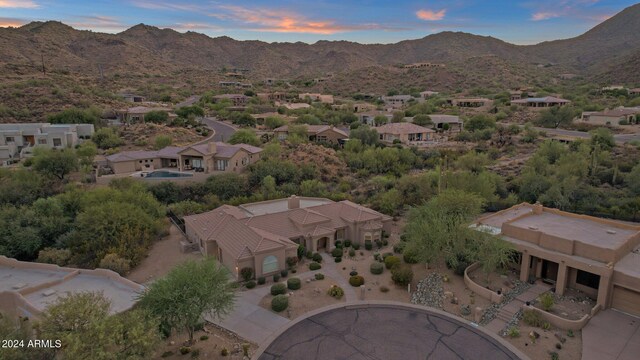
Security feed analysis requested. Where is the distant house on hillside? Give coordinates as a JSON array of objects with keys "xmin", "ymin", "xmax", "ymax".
[
  {"xmin": 183, "ymin": 196, "xmax": 392, "ymax": 279},
  {"xmin": 449, "ymin": 98, "xmax": 493, "ymax": 108},
  {"xmin": 580, "ymin": 107, "xmax": 640, "ymax": 127},
  {"xmin": 273, "ymin": 125, "xmax": 348, "ymax": 144},
  {"xmin": 358, "ymin": 111, "xmax": 393, "ymax": 126},
  {"xmin": 403, "ymin": 63, "xmax": 445, "ymax": 69},
  {"xmin": 117, "ymin": 106, "xmax": 176, "ymax": 124},
  {"xmin": 375, "ymin": 122, "xmax": 435, "ymax": 144},
  {"xmin": 509, "ymin": 91, "xmax": 523, "ymax": 101},
  {"xmin": 105, "ymin": 142, "xmax": 262, "ymax": 175},
  {"xmin": 629, "ymin": 88, "xmax": 640, "ymax": 96},
  {"xmin": 257, "ymin": 92, "xmax": 286, "ymax": 102},
  {"xmin": 119, "ymin": 93, "xmax": 145, "ymax": 103},
  {"xmin": 420, "ymin": 91, "xmax": 439, "ymax": 99},
  {"xmin": 279, "ymin": 103, "xmax": 311, "ymax": 110},
  {"xmin": 298, "ymin": 93, "xmax": 334, "ymax": 104},
  {"xmin": 428, "ymin": 115, "xmax": 464, "ymax": 133},
  {"xmin": 212, "ymin": 94, "xmax": 249, "ymax": 107},
  {"xmin": 511, "ymin": 96, "xmax": 571, "ymax": 108},
  {"xmin": 381, "ymin": 95, "xmax": 414, "ymax": 109},
  {"xmin": 559, "ymin": 73, "xmax": 578, "ymax": 80}
]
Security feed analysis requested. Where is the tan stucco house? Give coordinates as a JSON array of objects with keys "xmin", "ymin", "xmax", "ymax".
[
  {"xmin": 580, "ymin": 108, "xmax": 639, "ymax": 127},
  {"xmin": 375, "ymin": 122, "xmax": 435, "ymax": 144},
  {"xmin": 184, "ymin": 196, "xmax": 392, "ymax": 279},
  {"xmin": 105, "ymin": 142, "xmax": 262, "ymax": 175},
  {"xmin": 273, "ymin": 125, "xmax": 348, "ymax": 144},
  {"xmin": 474, "ymin": 203, "xmax": 640, "ymax": 317},
  {"xmin": 511, "ymin": 96, "xmax": 571, "ymax": 108}
]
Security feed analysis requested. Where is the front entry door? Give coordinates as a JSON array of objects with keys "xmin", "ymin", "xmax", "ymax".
[{"xmin": 541, "ymin": 260, "xmax": 559, "ymax": 284}]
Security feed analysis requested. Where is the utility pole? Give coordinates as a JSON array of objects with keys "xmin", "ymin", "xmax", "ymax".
[{"xmin": 41, "ymin": 53, "xmax": 46, "ymax": 76}]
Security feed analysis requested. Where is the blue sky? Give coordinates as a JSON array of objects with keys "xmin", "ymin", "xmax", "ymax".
[{"xmin": 0, "ymin": 0, "xmax": 637, "ymax": 44}]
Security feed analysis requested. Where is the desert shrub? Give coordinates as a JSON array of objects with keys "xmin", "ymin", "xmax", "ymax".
[
  {"xmin": 380, "ymin": 286, "xmax": 389, "ymax": 293},
  {"xmin": 315, "ymin": 273, "xmax": 325, "ymax": 280},
  {"xmin": 352, "ymin": 243, "xmax": 360, "ymax": 250},
  {"xmin": 99, "ymin": 253, "xmax": 131, "ymax": 275},
  {"xmin": 375, "ymin": 239, "xmax": 383, "ymax": 249},
  {"xmin": 334, "ymin": 240, "xmax": 342, "ymax": 248},
  {"xmin": 180, "ymin": 347, "xmax": 191, "ymax": 355},
  {"xmin": 522, "ymin": 309, "xmax": 544, "ymax": 327},
  {"xmin": 220, "ymin": 347, "xmax": 229, "ymax": 356},
  {"xmin": 370, "ymin": 262, "xmax": 384, "ymax": 275},
  {"xmin": 242, "ymin": 343, "xmax": 250, "ymax": 357},
  {"xmin": 344, "ymin": 240, "xmax": 352, "ymax": 247},
  {"xmin": 309, "ymin": 262, "xmax": 321, "ymax": 270},
  {"xmin": 36, "ymin": 247, "xmax": 71, "ymax": 266},
  {"xmin": 335, "ymin": 257, "xmax": 342, "ymax": 263},
  {"xmin": 365, "ymin": 240, "xmax": 372, "ymax": 250},
  {"xmin": 373, "ymin": 253, "xmax": 381, "ymax": 261},
  {"xmin": 349, "ymin": 249, "xmax": 356, "ymax": 257},
  {"xmin": 200, "ymin": 335, "xmax": 209, "ymax": 341},
  {"xmin": 305, "ymin": 250, "xmax": 313, "ymax": 259},
  {"xmin": 191, "ymin": 349, "xmax": 200, "ymax": 358},
  {"xmin": 312, "ymin": 253, "xmax": 323, "ymax": 263},
  {"xmin": 382, "ymin": 239, "xmax": 388, "ymax": 246},
  {"xmin": 271, "ymin": 295, "xmax": 289, "ymax": 312},
  {"xmin": 540, "ymin": 293, "xmax": 554, "ymax": 311},
  {"xmin": 391, "ymin": 265, "xmax": 413, "ymax": 286},
  {"xmin": 270, "ymin": 283, "xmax": 287, "ymax": 296},
  {"xmin": 384, "ymin": 255, "xmax": 401, "ymax": 269},
  {"xmin": 550, "ymin": 352, "xmax": 559, "ymax": 360},
  {"xmin": 327, "ymin": 285, "xmax": 344, "ymax": 299},
  {"xmin": 286, "ymin": 256, "xmax": 298, "ymax": 268},
  {"xmin": 287, "ymin": 277, "xmax": 301, "ymax": 290},
  {"xmin": 349, "ymin": 275, "xmax": 365, "ymax": 287},
  {"xmin": 161, "ymin": 351, "xmax": 174, "ymax": 357},
  {"xmin": 508, "ymin": 327, "xmax": 520, "ymax": 338},
  {"xmin": 245, "ymin": 280, "xmax": 256, "ymax": 289},
  {"xmin": 280, "ymin": 269, "xmax": 288, "ymax": 278},
  {"xmin": 555, "ymin": 342, "xmax": 562, "ymax": 350},
  {"xmin": 273, "ymin": 274, "xmax": 280, "ymax": 282},
  {"xmin": 542, "ymin": 322, "xmax": 551, "ymax": 330},
  {"xmin": 240, "ymin": 267, "xmax": 253, "ymax": 281},
  {"xmin": 349, "ymin": 271, "xmax": 358, "ymax": 276},
  {"xmin": 382, "ymin": 252, "xmax": 393, "ymax": 260},
  {"xmin": 257, "ymin": 277, "xmax": 266, "ymax": 285},
  {"xmin": 331, "ymin": 248, "xmax": 343, "ymax": 257},
  {"xmin": 393, "ymin": 242, "xmax": 406, "ymax": 254},
  {"xmin": 403, "ymin": 250, "xmax": 419, "ymax": 264},
  {"xmin": 567, "ymin": 330, "xmax": 574, "ymax": 338}
]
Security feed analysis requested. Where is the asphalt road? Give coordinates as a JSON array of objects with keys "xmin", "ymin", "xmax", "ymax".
[
  {"xmin": 201, "ymin": 117, "xmax": 237, "ymax": 142},
  {"xmin": 532, "ymin": 126, "xmax": 640, "ymax": 145}
]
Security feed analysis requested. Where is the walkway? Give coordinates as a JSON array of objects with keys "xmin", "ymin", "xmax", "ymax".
[
  {"xmin": 485, "ymin": 283, "xmax": 549, "ymax": 334},
  {"xmin": 582, "ymin": 309, "xmax": 640, "ymax": 360},
  {"xmin": 208, "ymin": 255, "xmax": 358, "ymax": 344}
]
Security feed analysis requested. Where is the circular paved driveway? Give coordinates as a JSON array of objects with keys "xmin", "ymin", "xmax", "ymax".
[{"xmin": 257, "ymin": 303, "xmax": 525, "ymax": 360}]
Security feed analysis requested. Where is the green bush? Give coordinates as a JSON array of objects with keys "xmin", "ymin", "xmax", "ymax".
[
  {"xmin": 245, "ymin": 280, "xmax": 256, "ymax": 289},
  {"xmin": 349, "ymin": 275, "xmax": 365, "ymax": 287},
  {"xmin": 393, "ymin": 242, "xmax": 406, "ymax": 254},
  {"xmin": 349, "ymin": 249, "xmax": 356, "ymax": 257},
  {"xmin": 286, "ymin": 256, "xmax": 298, "ymax": 268},
  {"xmin": 180, "ymin": 347, "xmax": 191, "ymax": 355},
  {"xmin": 306, "ymin": 250, "xmax": 313, "ymax": 259},
  {"xmin": 567, "ymin": 330, "xmax": 574, "ymax": 338},
  {"xmin": 403, "ymin": 250, "xmax": 419, "ymax": 264},
  {"xmin": 331, "ymin": 248, "xmax": 343, "ymax": 257},
  {"xmin": 273, "ymin": 274, "xmax": 280, "ymax": 282},
  {"xmin": 391, "ymin": 265, "xmax": 413, "ymax": 286},
  {"xmin": 257, "ymin": 277, "xmax": 266, "ymax": 285},
  {"xmin": 384, "ymin": 255, "xmax": 401, "ymax": 269},
  {"xmin": 191, "ymin": 349, "xmax": 200, "ymax": 358},
  {"xmin": 540, "ymin": 293, "xmax": 554, "ymax": 311},
  {"xmin": 287, "ymin": 277, "xmax": 301, "ymax": 290},
  {"xmin": 365, "ymin": 240, "xmax": 372, "ymax": 250},
  {"xmin": 522, "ymin": 309, "xmax": 544, "ymax": 327},
  {"xmin": 327, "ymin": 285, "xmax": 344, "ymax": 299},
  {"xmin": 370, "ymin": 262, "xmax": 384, "ymax": 275},
  {"xmin": 99, "ymin": 253, "xmax": 131, "ymax": 275},
  {"xmin": 271, "ymin": 295, "xmax": 289, "ymax": 312},
  {"xmin": 280, "ymin": 269, "xmax": 288, "ymax": 278},
  {"xmin": 334, "ymin": 257, "xmax": 342, "ymax": 263},
  {"xmin": 309, "ymin": 262, "xmax": 321, "ymax": 270},
  {"xmin": 508, "ymin": 327, "xmax": 520, "ymax": 338},
  {"xmin": 344, "ymin": 240, "xmax": 352, "ymax": 247},
  {"xmin": 315, "ymin": 273, "xmax": 325, "ymax": 280},
  {"xmin": 312, "ymin": 253, "xmax": 323, "ymax": 263},
  {"xmin": 200, "ymin": 335, "xmax": 209, "ymax": 341},
  {"xmin": 352, "ymin": 243, "xmax": 360, "ymax": 250},
  {"xmin": 220, "ymin": 347, "xmax": 229, "ymax": 356},
  {"xmin": 36, "ymin": 247, "xmax": 71, "ymax": 266},
  {"xmin": 270, "ymin": 283, "xmax": 287, "ymax": 296},
  {"xmin": 240, "ymin": 267, "xmax": 253, "ymax": 281}
]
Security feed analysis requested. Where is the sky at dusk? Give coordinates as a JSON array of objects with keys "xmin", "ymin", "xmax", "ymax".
[{"xmin": 0, "ymin": 0, "xmax": 637, "ymax": 44}]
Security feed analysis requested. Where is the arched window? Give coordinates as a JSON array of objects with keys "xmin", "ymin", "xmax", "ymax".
[{"xmin": 262, "ymin": 255, "xmax": 278, "ymax": 274}]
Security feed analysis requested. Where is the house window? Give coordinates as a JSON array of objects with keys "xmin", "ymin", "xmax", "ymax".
[
  {"xmin": 262, "ymin": 255, "xmax": 278, "ymax": 274},
  {"xmin": 216, "ymin": 160, "xmax": 228, "ymax": 171},
  {"xmin": 53, "ymin": 138, "xmax": 62, "ymax": 147},
  {"xmin": 38, "ymin": 139, "xmax": 47, "ymax": 145},
  {"xmin": 576, "ymin": 270, "xmax": 600, "ymax": 289},
  {"xmin": 336, "ymin": 229, "xmax": 345, "ymax": 240},
  {"xmin": 192, "ymin": 159, "xmax": 203, "ymax": 168},
  {"xmin": 364, "ymin": 232, "xmax": 372, "ymax": 241},
  {"xmin": 242, "ymin": 157, "xmax": 249, "ymax": 166},
  {"xmin": 5, "ymin": 136, "xmax": 14, "ymax": 143}
]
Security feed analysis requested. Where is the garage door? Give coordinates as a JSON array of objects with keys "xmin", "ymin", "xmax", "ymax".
[{"xmin": 612, "ymin": 286, "xmax": 640, "ymax": 317}]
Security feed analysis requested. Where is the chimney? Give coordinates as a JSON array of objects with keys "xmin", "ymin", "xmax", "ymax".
[
  {"xmin": 532, "ymin": 202, "xmax": 543, "ymax": 214},
  {"xmin": 208, "ymin": 142, "xmax": 217, "ymax": 154},
  {"xmin": 288, "ymin": 195, "xmax": 300, "ymax": 209}
]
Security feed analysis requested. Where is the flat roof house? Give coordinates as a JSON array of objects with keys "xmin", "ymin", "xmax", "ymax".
[
  {"xmin": 375, "ymin": 122, "xmax": 435, "ymax": 144},
  {"xmin": 106, "ymin": 142, "xmax": 262, "ymax": 175},
  {"xmin": 257, "ymin": 92, "xmax": 286, "ymax": 102},
  {"xmin": 298, "ymin": 93, "xmax": 334, "ymax": 104},
  {"xmin": 474, "ymin": 203, "xmax": 640, "ymax": 317},
  {"xmin": 117, "ymin": 106, "xmax": 176, "ymax": 124},
  {"xmin": 420, "ymin": 91, "xmax": 439, "ymax": 99},
  {"xmin": 629, "ymin": 88, "xmax": 640, "ymax": 96},
  {"xmin": 273, "ymin": 125, "xmax": 348, "ymax": 144},
  {"xmin": 358, "ymin": 111, "xmax": 393, "ymax": 126},
  {"xmin": 1, "ymin": 123, "xmax": 94, "ymax": 163},
  {"xmin": 381, "ymin": 95, "xmax": 414, "ymax": 109},
  {"xmin": 0, "ymin": 256, "xmax": 143, "ymax": 320},
  {"xmin": 450, "ymin": 98, "xmax": 493, "ymax": 108},
  {"xmin": 580, "ymin": 108, "xmax": 640, "ymax": 127},
  {"xmin": 427, "ymin": 114, "xmax": 464, "ymax": 133},
  {"xmin": 184, "ymin": 196, "xmax": 392, "ymax": 279},
  {"xmin": 212, "ymin": 94, "xmax": 249, "ymax": 107},
  {"xmin": 511, "ymin": 96, "xmax": 571, "ymax": 108}
]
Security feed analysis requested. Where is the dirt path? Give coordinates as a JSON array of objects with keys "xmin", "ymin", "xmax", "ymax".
[{"xmin": 127, "ymin": 224, "xmax": 201, "ymax": 285}]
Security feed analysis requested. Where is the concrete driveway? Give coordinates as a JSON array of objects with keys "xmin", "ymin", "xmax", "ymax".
[{"xmin": 582, "ymin": 309, "xmax": 640, "ymax": 360}]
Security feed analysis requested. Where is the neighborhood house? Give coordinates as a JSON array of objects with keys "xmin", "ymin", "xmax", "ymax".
[
  {"xmin": 184, "ymin": 196, "xmax": 392, "ymax": 279},
  {"xmin": 511, "ymin": 96, "xmax": 571, "ymax": 108},
  {"xmin": 474, "ymin": 203, "xmax": 640, "ymax": 317},
  {"xmin": 375, "ymin": 122, "xmax": 435, "ymax": 144},
  {"xmin": 273, "ymin": 125, "xmax": 348, "ymax": 144},
  {"xmin": 580, "ymin": 107, "xmax": 640, "ymax": 126}
]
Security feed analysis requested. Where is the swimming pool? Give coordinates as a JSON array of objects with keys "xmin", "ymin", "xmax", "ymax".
[{"xmin": 143, "ymin": 170, "xmax": 194, "ymax": 178}]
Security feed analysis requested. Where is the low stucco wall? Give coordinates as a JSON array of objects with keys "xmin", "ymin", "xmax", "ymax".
[
  {"xmin": 464, "ymin": 263, "xmax": 504, "ymax": 304},
  {"xmin": 522, "ymin": 304, "xmax": 592, "ymax": 331}
]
